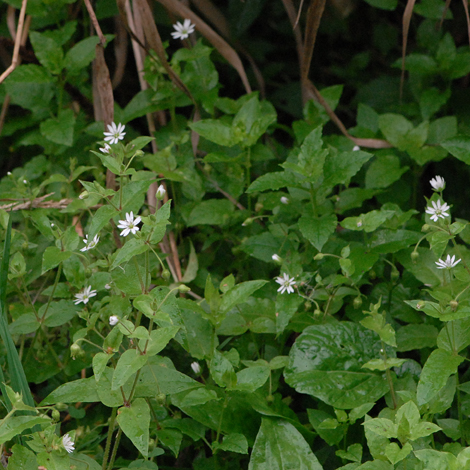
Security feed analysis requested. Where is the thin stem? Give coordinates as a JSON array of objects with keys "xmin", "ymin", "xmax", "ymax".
[
  {"xmin": 102, "ymin": 407, "xmax": 117, "ymax": 470},
  {"xmin": 106, "ymin": 428, "xmax": 123, "ymax": 470}
]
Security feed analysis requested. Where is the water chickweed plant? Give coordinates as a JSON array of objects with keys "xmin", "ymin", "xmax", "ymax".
[{"xmin": 2, "ymin": 1, "xmax": 470, "ymax": 469}]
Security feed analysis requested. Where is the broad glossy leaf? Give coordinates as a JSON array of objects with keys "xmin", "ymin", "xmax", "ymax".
[
  {"xmin": 248, "ymin": 418, "xmax": 323, "ymax": 470},
  {"xmin": 117, "ymin": 398, "xmax": 150, "ymax": 457},
  {"xmin": 233, "ymin": 366, "xmax": 270, "ymax": 392},
  {"xmin": 417, "ymin": 348, "xmax": 464, "ymax": 405},
  {"xmin": 275, "ymin": 293, "xmax": 303, "ymax": 334},
  {"xmin": 112, "ymin": 349, "xmax": 148, "ymax": 390},
  {"xmin": 213, "ymin": 433, "xmax": 248, "ymax": 454},
  {"xmin": 396, "ymin": 324, "xmax": 438, "ymax": 352},
  {"xmin": 437, "ymin": 318, "xmax": 470, "ymax": 353},
  {"xmin": 0, "ymin": 416, "xmax": 51, "ymax": 444},
  {"xmin": 41, "ymin": 376, "xmax": 99, "ymax": 404},
  {"xmin": 299, "ymin": 213, "xmax": 338, "ymax": 251},
  {"xmin": 220, "ymin": 280, "xmax": 268, "ymax": 313},
  {"xmin": 284, "ymin": 322, "xmax": 388, "ymax": 409}
]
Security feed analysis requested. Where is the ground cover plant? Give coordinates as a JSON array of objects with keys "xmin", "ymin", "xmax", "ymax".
[{"xmin": 3, "ymin": 0, "xmax": 470, "ymax": 469}]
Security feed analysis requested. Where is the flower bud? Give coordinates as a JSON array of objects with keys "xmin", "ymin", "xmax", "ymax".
[
  {"xmin": 369, "ymin": 270, "xmax": 376, "ymax": 280},
  {"xmin": 314, "ymin": 309, "xmax": 322, "ymax": 317},
  {"xmin": 52, "ymin": 409, "xmax": 61, "ymax": 422},
  {"xmin": 450, "ymin": 300, "xmax": 459, "ymax": 311},
  {"xmin": 411, "ymin": 251, "xmax": 419, "ymax": 264},
  {"xmin": 304, "ymin": 301, "xmax": 312, "ymax": 310},
  {"xmin": 242, "ymin": 218, "xmax": 253, "ymax": 226},
  {"xmin": 156, "ymin": 393, "xmax": 166, "ymax": 405},
  {"xmin": 178, "ymin": 284, "xmax": 191, "ymax": 293},
  {"xmin": 156, "ymin": 184, "xmax": 166, "ymax": 200},
  {"xmin": 109, "ymin": 315, "xmax": 119, "ymax": 326},
  {"xmin": 255, "ymin": 202, "xmax": 264, "ymax": 212},
  {"xmin": 353, "ymin": 297, "xmax": 362, "ymax": 309},
  {"xmin": 79, "ymin": 191, "xmax": 89, "ymax": 200},
  {"xmin": 280, "ymin": 196, "xmax": 289, "ymax": 204},
  {"xmin": 272, "ymin": 254, "xmax": 282, "ymax": 263},
  {"xmin": 266, "ymin": 394, "xmax": 274, "ymax": 403},
  {"xmin": 191, "ymin": 362, "xmax": 201, "ymax": 374},
  {"xmin": 70, "ymin": 343, "xmax": 82, "ymax": 359},
  {"xmin": 162, "ymin": 269, "xmax": 171, "ymax": 280},
  {"xmin": 314, "ymin": 253, "xmax": 324, "ymax": 261},
  {"xmin": 390, "ymin": 268, "xmax": 400, "ymax": 282},
  {"xmin": 422, "ymin": 224, "xmax": 430, "ymax": 232},
  {"xmin": 56, "ymin": 403, "xmax": 68, "ymax": 411}
]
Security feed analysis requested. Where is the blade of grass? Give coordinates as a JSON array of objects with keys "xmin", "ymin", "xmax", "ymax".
[{"xmin": 0, "ymin": 213, "xmax": 35, "ymax": 409}]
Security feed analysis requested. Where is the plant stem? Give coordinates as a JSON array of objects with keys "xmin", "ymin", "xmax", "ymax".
[
  {"xmin": 107, "ymin": 428, "xmax": 122, "ymax": 470},
  {"xmin": 102, "ymin": 407, "xmax": 117, "ymax": 470}
]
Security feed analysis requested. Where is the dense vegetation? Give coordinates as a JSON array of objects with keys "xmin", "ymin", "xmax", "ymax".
[{"xmin": 2, "ymin": 0, "xmax": 470, "ymax": 469}]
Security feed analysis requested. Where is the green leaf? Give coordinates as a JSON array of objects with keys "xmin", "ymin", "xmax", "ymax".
[
  {"xmin": 42, "ymin": 246, "xmax": 73, "ymax": 274},
  {"xmin": 210, "ymin": 351, "xmax": 237, "ymax": 389},
  {"xmin": 363, "ymin": 418, "xmax": 397, "ymax": 439},
  {"xmin": 41, "ymin": 376, "xmax": 100, "ymax": 404},
  {"xmin": 179, "ymin": 388, "xmax": 219, "ymax": 407},
  {"xmin": 40, "ymin": 109, "xmax": 76, "ymax": 146},
  {"xmin": 249, "ymin": 418, "xmax": 324, "ymax": 470},
  {"xmin": 220, "ymin": 280, "xmax": 268, "ymax": 313},
  {"xmin": 307, "ymin": 409, "xmax": 344, "ymax": 446},
  {"xmin": 396, "ymin": 324, "xmax": 438, "ymax": 352},
  {"xmin": 247, "ymin": 171, "xmax": 300, "ymax": 193},
  {"xmin": 363, "ymin": 0, "xmax": 397, "ymax": 10},
  {"xmin": 341, "ymin": 209, "xmax": 395, "ymax": 233},
  {"xmin": 190, "ymin": 119, "xmax": 238, "ymax": 147},
  {"xmin": 0, "ymin": 416, "xmax": 51, "ymax": 444},
  {"xmin": 336, "ymin": 443, "xmax": 363, "ymax": 463},
  {"xmin": 29, "ymin": 31, "xmax": 64, "ymax": 74},
  {"xmin": 365, "ymin": 155, "xmax": 408, "ymax": 189},
  {"xmin": 233, "ymin": 365, "xmax": 270, "ymax": 392},
  {"xmin": 187, "ymin": 199, "xmax": 234, "ymax": 226},
  {"xmin": 384, "ymin": 442, "xmax": 412, "ymax": 465},
  {"xmin": 40, "ymin": 300, "xmax": 79, "ymax": 327},
  {"xmin": 112, "ymin": 349, "xmax": 148, "ymax": 390},
  {"xmin": 8, "ymin": 444, "xmax": 38, "ymax": 468},
  {"xmin": 64, "ymin": 36, "xmax": 101, "ymax": 74},
  {"xmin": 299, "ymin": 213, "xmax": 338, "ymax": 251},
  {"xmin": 276, "ymin": 293, "xmax": 303, "ymax": 334},
  {"xmin": 111, "ymin": 238, "xmax": 148, "ymax": 270},
  {"xmin": 437, "ymin": 318, "xmax": 470, "ymax": 353},
  {"xmin": 140, "ymin": 326, "xmax": 180, "ymax": 356},
  {"xmin": 284, "ymin": 322, "xmax": 388, "ymax": 409},
  {"xmin": 417, "ymin": 348, "xmax": 464, "ymax": 405},
  {"xmin": 92, "ymin": 352, "xmax": 113, "ymax": 382},
  {"xmin": 441, "ymin": 136, "xmax": 470, "ymax": 165},
  {"xmin": 117, "ymin": 398, "xmax": 150, "ymax": 457},
  {"xmin": 414, "ymin": 449, "xmax": 457, "ymax": 469},
  {"xmin": 88, "ymin": 205, "xmax": 119, "ymax": 240},
  {"xmin": 213, "ymin": 433, "xmax": 248, "ymax": 454},
  {"xmin": 181, "ymin": 241, "xmax": 198, "ymax": 283}
]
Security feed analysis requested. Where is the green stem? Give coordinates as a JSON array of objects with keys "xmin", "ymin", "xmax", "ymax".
[
  {"xmin": 39, "ymin": 264, "xmax": 62, "ymax": 322},
  {"xmin": 107, "ymin": 428, "xmax": 123, "ymax": 470},
  {"xmin": 456, "ymin": 370, "xmax": 464, "ymax": 446},
  {"xmin": 214, "ymin": 393, "xmax": 228, "ymax": 451},
  {"xmin": 102, "ymin": 407, "xmax": 117, "ymax": 470}
]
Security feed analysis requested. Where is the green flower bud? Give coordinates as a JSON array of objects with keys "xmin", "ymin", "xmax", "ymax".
[
  {"xmin": 314, "ymin": 309, "xmax": 322, "ymax": 317},
  {"xmin": 70, "ymin": 343, "xmax": 82, "ymax": 359},
  {"xmin": 56, "ymin": 403, "xmax": 68, "ymax": 411},
  {"xmin": 314, "ymin": 253, "xmax": 324, "ymax": 261},
  {"xmin": 353, "ymin": 297, "xmax": 362, "ymax": 309},
  {"xmin": 162, "ymin": 269, "xmax": 170, "ymax": 280},
  {"xmin": 422, "ymin": 224, "xmax": 430, "ymax": 232},
  {"xmin": 255, "ymin": 202, "xmax": 264, "ymax": 212},
  {"xmin": 156, "ymin": 393, "xmax": 166, "ymax": 405},
  {"xmin": 391, "ymin": 268, "xmax": 400, "ymax": 282},
  {"xmin": 304, "ymin": 301, "xmax": 312, "ymax": 310},
  {"xmin": 411, "ymin": 251, "xmax": 419, "ymax": 264},
  {"xmin": 266, "ymin": 394, "xmax": 274, "ymax": 403},
  {"xmin": 450, "ymin": 300, "xmax": 459, "ymax": 311},
  {"xmin": 52, "ymin": 409, "xmax": 61, "ymax": 422},
  {"xmin": 178, "ymin": 284, "xmax": 191, "ymax": 293},
  {"xmin": 79, "ymin": 191, "xmax": 89, "ymax": 200},
  {"xmin": 242, "ymin": 217, "xmax": 253, "ymax": 226},
  {"xmin": 369, "ymin": 270, "xmax": 376, "ymax": 280}
]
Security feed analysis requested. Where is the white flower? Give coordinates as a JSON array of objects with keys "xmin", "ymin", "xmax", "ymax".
[
  {"xmin": 105, "ymin": 284, "xmax": 111, "ymax": 290},
  {"xmin": 425, "ymin": 199, "xmax": 450, "ymax": 222},
  {"xmin": 191, "ymin": 362, "xmax": 201, "ymax": 374},
  {"xmin": 272, "ymin": 254, "xmax": 282, "ymax": 263},
  {"xmin": 74, "ymin": 286, "xmax": 97, "ymax": 305},
  {"xmin": 100, "ymin": 143, "xmax": 111, "ymax": 154},
  {"xmin": 7, "ymin": 172, "xmax": 11, "ymax": 176},
  {"xmin": 435, "ymin": 254, "xmax": 461, "ymax": 269},
  {"xmin": 117, "ymin": 211, "xmax": 141, "ymax": 237},
  {"xmin": 103, "ymin": 122, "xmax": 126, "ymax": 145},
  {"xmin": 62, "ymin": 433, "xmax": 75, "ymax": 453},
  {"xmin": 430, "ymin": 175, "xmax": 445, "ymax": 191},
  {"xmin": 156, "ymin": 184, "xmax": 166, "ymax": 200},
  {"xmin": 275, "ymin": 273, "xmax": 296, "ymax": 294},
  {"xmin": 171, "ymin": 19, "xmax": 195, "ymax": 40},
  {"xmin": 23, "ymin": 180, "xmax": 27, "ymax": 184},
  {"xmin": 352, "ymin": 145, "xmax": 360, "ymax": 151},
  {"xmin": 280, "ymin": 196, "xmax": 289, "ymax": 204},
  {"xmin": 80, "ymin": 234, "xmax": 100, "ymax": 252},
  {"xmin": 109, "ymin": 315, "xmax": 119, "ymax": 326}
]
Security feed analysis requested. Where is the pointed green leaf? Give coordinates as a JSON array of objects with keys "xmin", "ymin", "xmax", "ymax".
[{"xmin": 117, "ymin": 398, "xmax": 150, "ymax": 457}]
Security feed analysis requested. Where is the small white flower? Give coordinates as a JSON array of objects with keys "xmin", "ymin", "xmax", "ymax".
[
  {"xmin": 352, "ymin": 145, "xmax": 360, "ymax": 151},
  {"xmin": 425, "ymin": 199, "xmax": 450, "ymax": 222},
  {"xmin": 74, "ymin": 286, "xmax": 97, "ymax": 305},
  {"xmin": 435, "ymin": 254, "xmax": 461, "ymax": 269},
  {"xmin": 23, "ymin": 180, "xmax": 27, "ymax": 184},
  {"xmin": 100, "ymin": 143, "xmax": 111, "ymax": 154},
  {"xmin": 156, "ymin": 184, "xmax": 166, "ymax": 200},
  {"xmin": 109, "ymin": 315, "xmax": 119, "ymax": 326},
  {"xmin": 117, "ymin": 211, "xmax": 141, "ymax": 237},
  {"xmin": 275, "ymin": 273, "xmax": 296, "ymax": 294},
  {"xmin": 171, "ymin": 19, "xmax": 195, "ymax": 40},
  {"xmin": 191, "ymin": 362, "xmax": 201, "ymax": 374},
  {"xmin": 272, "ymin": 254, "xmax": 282, "ymax": 263},
  {"xmin": 430, "ymin": 175, "xmax": 445, "ymax": 191},
  {"xmin": 356, "ymin": 220, "xmax": 363, "ymax": 228},
  {"xmin": 80, "ymin": 234, "xmax": 100, "ymax": 252},
  {"xmin": 62, "ymin": 433, "xmax": 75, "ymax": 454},
  {"xmin": 103, "ymin": 122, "xmax": 126, "ymax": 145},
  {"xmin": 7, "ymin": 172, "xmax": 11, "ymax": 176},
  {"xmin": 105, "ymin": 284, "xmax": 111, "ymax": 290},
  {"xmin": 280, "ymin": 196, "xmax": 289, "ymax": 204}
]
